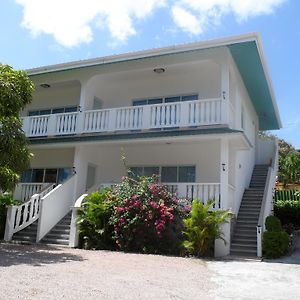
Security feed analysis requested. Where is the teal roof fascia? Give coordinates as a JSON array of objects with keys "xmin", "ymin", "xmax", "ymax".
[{"xmin": 228, "ymin": 41, "xmax": 280, "ymax": 130}]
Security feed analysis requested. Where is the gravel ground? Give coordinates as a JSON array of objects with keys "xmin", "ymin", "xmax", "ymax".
[
  {"xmin": 0, "ymin": 242, "xmax": 300, "ymax": 300},
  {"xmin": 0, "ymin": 243, "xmax": 213, "ymax": 300}
]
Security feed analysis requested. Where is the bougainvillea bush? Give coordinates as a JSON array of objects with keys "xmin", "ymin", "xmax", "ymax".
[{"xmin": 78, "ymin": 176, "xmax": 185, "ymax": 254}]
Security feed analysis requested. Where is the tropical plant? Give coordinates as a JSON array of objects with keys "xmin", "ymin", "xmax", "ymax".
[
  {"xmin": 182, "ymin": 199, "xmax": 232, "ymax": 257},
  {"xmin": 0, "ymin": 64, "xmax": 34, "ymax": 192},
  {"xmin": 0, "ymin": 193, "xmax": 21, "ymax": 238},
  {"xmin": 77, "ymin": 189, "xmax": 114, "ymax": 250}
]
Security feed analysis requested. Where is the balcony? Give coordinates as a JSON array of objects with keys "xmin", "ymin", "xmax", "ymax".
[{"xmin": 22, "ymin": 98, "xmax": 227, "ymax": 138}]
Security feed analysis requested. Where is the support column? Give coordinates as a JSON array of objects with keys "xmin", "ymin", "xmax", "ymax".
[
  {"xmin": 73, "ymin": 145, "xmax": 89, "ymax": 199},
  {"xmin": 215, "ymin": 137, "xmax": 231, "ymax": 257},
  {"xmin": 221, "ymin": 51, "xmax": 230, "ymax": 125}
]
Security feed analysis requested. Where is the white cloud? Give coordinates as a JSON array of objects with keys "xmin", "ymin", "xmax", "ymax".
[
  {"xmin": 16, "ymin": 0, "xmax": 286, "ymax": 48},
  {"xmin": 16, "ymin": 0, "xmax": 166, "ymax": 47},
  {"xmin": 172, "ymin": 0, "xmax": 287, "ymax": 34}
]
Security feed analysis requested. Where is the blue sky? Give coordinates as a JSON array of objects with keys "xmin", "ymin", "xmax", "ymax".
[{"xmin": 0, "ymin": 0, "xmax": 299, "ymax": 148}]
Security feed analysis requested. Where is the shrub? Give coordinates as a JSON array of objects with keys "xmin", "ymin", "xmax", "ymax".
[
  {"xmin": 263, "ymin": 231, "xmax": 289, "ymax": 258},
  {"xmin": 182, "ymin": 199, "xmax": 232, "ymax": 257},
  {"xmin": 78, "ymin": 176, "xmax": 185, "ymax": 254},
  {"xmin": 77, "ymin": 189, "xmax": 114, "ymax": 250},
  {"xmin": 109, "ymin": 176, "xmax": 184, "ymax": 254},
  {"xmin": 265, "ymin": 215, "xmax": 282, "ymax": 232},
  {"xmin": 0, "ymin": 193, "xmax": 20, "ymax": 239},
  {"xmin": 274, "ymin": 200, "xmax": 300, "ymax": 226}
]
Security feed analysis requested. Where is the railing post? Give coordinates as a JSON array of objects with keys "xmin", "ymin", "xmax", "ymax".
[
  {"xmin": 257, "ymin": 225, "xmax": 262, "ymax": 257},
  {"xmin": 4, "ymin": 206, "xmax": 17, "ymax": 241},
  {"xmin": 76, "ymin": 111, "xmax": 85, "ymax": 134},
  {"xmin": 47, "ymin": 114, "xmax": 57, "ymax": 135},
  {"xmin": 22, "ymin": 117, "xmax": 31, "ymax": 135},
  {"xmin": 108, "ymin": 109, "xmax": 117, "ymax": 132},
  {"xmin": 180, "ymin": 102, "xmax": 189, "ymax": 127},
  {"xmin": 69, "ymin": 207, "xmax": 79, "ymax": 247},
  {"xmin": 177, "ymin": 183, "xmax": 186, "ymax": 198},
  {"xmin": 142, "ymin": 105, "xmax": 151, "ymax": 129}
]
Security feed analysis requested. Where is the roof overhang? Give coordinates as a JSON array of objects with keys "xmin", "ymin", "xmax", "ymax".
[{"xmin": 26, "ymin": 33, "xmax": 281, "ymax": 131}]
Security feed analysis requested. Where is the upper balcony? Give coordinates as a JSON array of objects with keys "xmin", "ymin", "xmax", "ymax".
[{"xmin": 22, "ymin": 97, "xmax": 229, "ymax": 138}]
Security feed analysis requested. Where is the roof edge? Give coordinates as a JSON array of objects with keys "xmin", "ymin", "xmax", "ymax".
[{"xmin": 27, "ymin": 32, "xmax": 259, "ymax": 76}]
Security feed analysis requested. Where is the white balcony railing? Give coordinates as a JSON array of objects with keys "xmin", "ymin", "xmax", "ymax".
[{"xmin": 22, "ymin": 98, "xmax": 226, "ymax": 137}]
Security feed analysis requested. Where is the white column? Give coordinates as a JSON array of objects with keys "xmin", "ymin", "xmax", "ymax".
[
  {"xmin": 73, "ymin": 145, "xmax": 89, "ymax": 198},
  {"xmin": 215, "ymin": 137, "xmax": 230, "ymax": 257},
  {"xmin": 79, "ymin": 79, "xmax": 88, "ymax": 111},
  {"xmin": 221, "ymin": 53, "xmax": 230, "ymax": 125}
]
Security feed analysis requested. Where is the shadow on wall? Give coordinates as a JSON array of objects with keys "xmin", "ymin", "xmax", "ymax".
[{"xmin": 0, "ymin": 243, "xmax": 85, "ymax": 267}]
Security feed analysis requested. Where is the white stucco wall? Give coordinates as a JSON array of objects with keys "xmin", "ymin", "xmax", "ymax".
[
  {"xmin": 84, "ymin": 60, "xmax": 221, "ymax": 110},
  {"xmin": 30, "ymin": 148, "xmax": 75, "ymax": 168},
  {"xmin": 21, "ymin": 82, "xmax": 81, "ymax": 116}
]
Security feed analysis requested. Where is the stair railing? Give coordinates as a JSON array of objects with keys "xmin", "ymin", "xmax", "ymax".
[
  {"xmin": 36, "ymin": 174, "xmax": 77, "ymax": 242},
  {"xmin": 4, "ymin": 183, "xmax": 56, "ymax": 241},
  {"xmin": 256, "ymin": 139, "xmax": 278, "ymax": 257}
]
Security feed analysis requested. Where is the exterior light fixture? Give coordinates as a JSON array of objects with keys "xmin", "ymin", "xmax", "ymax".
[
  {"xmin": 40, "ymin": 83, "xmax": 51, "ymax": 88},
  {"xmin": 222, "ymin": 163, "xmax": 226, "ymax": 171},
  {"xmin": 153, "ymin": 67, "xmax": 165, "ymax": 74}
]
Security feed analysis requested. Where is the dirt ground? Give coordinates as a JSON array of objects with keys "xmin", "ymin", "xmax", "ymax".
[{"xmin": 0, "ymin": 243, "xmax": 299, "ymax": 300}]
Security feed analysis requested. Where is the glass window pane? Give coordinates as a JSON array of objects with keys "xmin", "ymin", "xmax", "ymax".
[
  {"xmin": 52, "ymin": 108, "xmax": 64, "ymax": 114},
  {"xmin": 65, "ymin": 106, "xmax": 78, "ymax": 112},
  {"xmin": 148, "ymin": 98, "xmax": 163, "ymax": 105},
  {"xmin": 57, "ymin": 168, "xmax": 73, "ymax": 183},
  {"xmin": 165, "ymin": 96, "xmax": 180, "ymax": 103},
  {"xmin": 182, "ymin": 94, "xmax": 198, "ymax": 101},
  {"xmin": 31, "ymin": 169, "xmax": 44, "ymax": 183},
  {"xmin": 179, "ymin": 166, "xmax": 195, "ymax": 182},
  {"xmin": 21, "ymin": 169, "xmax": 32, "ymax": 183},
  {"xmin": 161, "ymin": 167, "xmax": 177, "ymax": 183},
  {"xmin": 28, "ymin": 111, "xmax": 39, "ymax": 116},
  {"xmin": 143, "ymin": 167, "xmax": 159, "ymax": 177},
  {"xmin": 129, "ymin": 167, "xmax": 143, "ymax": 178},
  {"xmin": 133, "ymin": 100, "xmax": 147, "ymax": 106},
  {"xmin": 44, "ymin": 168, "xmax": 58, "ymax": 183},
  {"xmin": 39, "ymin": 109, "xmax": 51, "ymax": 115}
]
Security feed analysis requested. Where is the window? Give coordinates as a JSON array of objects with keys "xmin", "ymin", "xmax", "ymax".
[
  {"xmin": 129, "ymin": 165, "xmax": 195, "ymax": 183},
  {"xmin": 132, "ymin": 94, "xmax": 198, "ymax": 106},
  {"xmin": 28, "ymin": 106, "xmax": 78, "ymax": 116},
  {"xmin": 21, "ymin": 168, "xmax": 73, "ymax": 184}
]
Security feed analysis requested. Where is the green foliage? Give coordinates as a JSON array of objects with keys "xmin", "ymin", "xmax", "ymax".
[
  {"xmin": 77, "ymin": 189, "xmax": 114, "ymax": 250},
  {"xmin": 0, "ymin": 64, "xmax": 34, "ymax": 192},
  {"xmin": 262, "ymin": 231, "xmax": 289, "ymax": 258},
  {"xmin": 0, "ymin": 193, "xmax": 21, "ymax": 238},
  {"xmin": 265, "ymin": 215, "xmax": 282, "ymax": 232},
  {"xmin": 77, "ymin": 176, "xmax": 184, "ymax": 254},
  {"xmin": 182, "ymin": 199, "xmax": 232, "ymax": 257},
  {"xmin": 263, "ymin": 215, "xmax": 289, "ymax": 258},
  {"xmin": 274, "ymin": 200, "xmax": 300, "ymax": 226}
]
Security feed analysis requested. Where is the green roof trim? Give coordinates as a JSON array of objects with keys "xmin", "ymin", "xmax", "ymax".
[
  {"xmin": 29, "ymin": 128, "xmax": 242, "ymax": 145},
  {"xmin": 228, "ymin": 41, "xmax": 280, "ymax": 130}
]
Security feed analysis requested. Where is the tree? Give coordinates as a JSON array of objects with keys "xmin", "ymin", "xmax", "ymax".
[
  {"xmin": 0, "ymin": 64, "xmax": 34, "ymax": 192},
  {"xmin": 259, "ymin": 131, "xmax": 299, "ymax": 185}
]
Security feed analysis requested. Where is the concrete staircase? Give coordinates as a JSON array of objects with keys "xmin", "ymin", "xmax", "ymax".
[
  {"xmin": 12, "ymin": 221, "xmax": 38, "ymax": 244},
  {"xmin": 40, "ymin": 212, "xmax": 72, "ymax": 246},
  {"xmin": 230, "ymin": 165, "xmax": 269, "ymax": 257}
]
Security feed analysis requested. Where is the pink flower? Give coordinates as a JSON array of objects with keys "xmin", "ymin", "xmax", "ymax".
[
  {"xmin": 150, "ymin": 201, "xmax": 159, "ymax": 209},
  {"xmin": 115, "ymin": 207, "xmax": 124, "ymax": 214},
  {"xmin": 131, "ymin": 194, "xmax": 139, "ymax": 200},
  {"xmin": 120, "ymin": 218, "xmax": 126, "ymax": 225}
]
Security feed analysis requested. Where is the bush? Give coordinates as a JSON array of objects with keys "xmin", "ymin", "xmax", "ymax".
[
  {"xmin": 274, "ymin": 200, "xmax": 300, "ymax": 226},
  {"xmin": 0, "ymin": 193, "xmax": 20, "ymax": 239},
  {"xmin": 265, "ymin": 215, "xmax": 282, "ymax": 232},
  {"xmin": 263, "ymin": 231, "xmax": 289, "ymax": 258},
  {"xmin": 78, "ymin": 176, "xmax": 185, "ymax": 254},
  {"xmin": 77, "ymin": 189, "xmax": 114, "ymax": 250},
  {"xmin": 182, "ymin": 199, "xmax": 232, "ymax": 257}
]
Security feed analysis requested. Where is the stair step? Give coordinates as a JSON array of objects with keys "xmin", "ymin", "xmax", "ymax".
[
  {"xmin": 232, "ymin": 237, "xmax": 257, "ymax": 244},
  {"xmin": 231, "ymin": 243, "xmax": 257, "ymax": 251},
  {"xmin": 46, "ymin": 233, "xmax": 70, "ymax": 239},
  {"xmin": 230, "ymin": 250, "xmax": 257, "ymax": 257},
  {"xmin": 41, "ymin": 238, "xmax": 69, "ymax": 245}
]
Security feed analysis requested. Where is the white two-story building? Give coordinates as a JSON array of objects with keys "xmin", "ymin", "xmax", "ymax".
[{"xmin": 5, "ymin": 33, "xmax": 281, "ymax": 257}]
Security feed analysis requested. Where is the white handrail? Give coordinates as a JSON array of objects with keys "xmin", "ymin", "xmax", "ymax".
[
  {"xmin": 256, "ymin": 139, "xmax": 278, "ymax": 257},
  {"xmin": 23, "ymin": 97, "xmax": 227, "ymax": 137},
  {"xmin": 4, "ymin": 183, "xmax": 56, "ymax": 241},
  {"xmin": 36, "ymin": 175, "xmax": 76, "ymax": 242}
]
